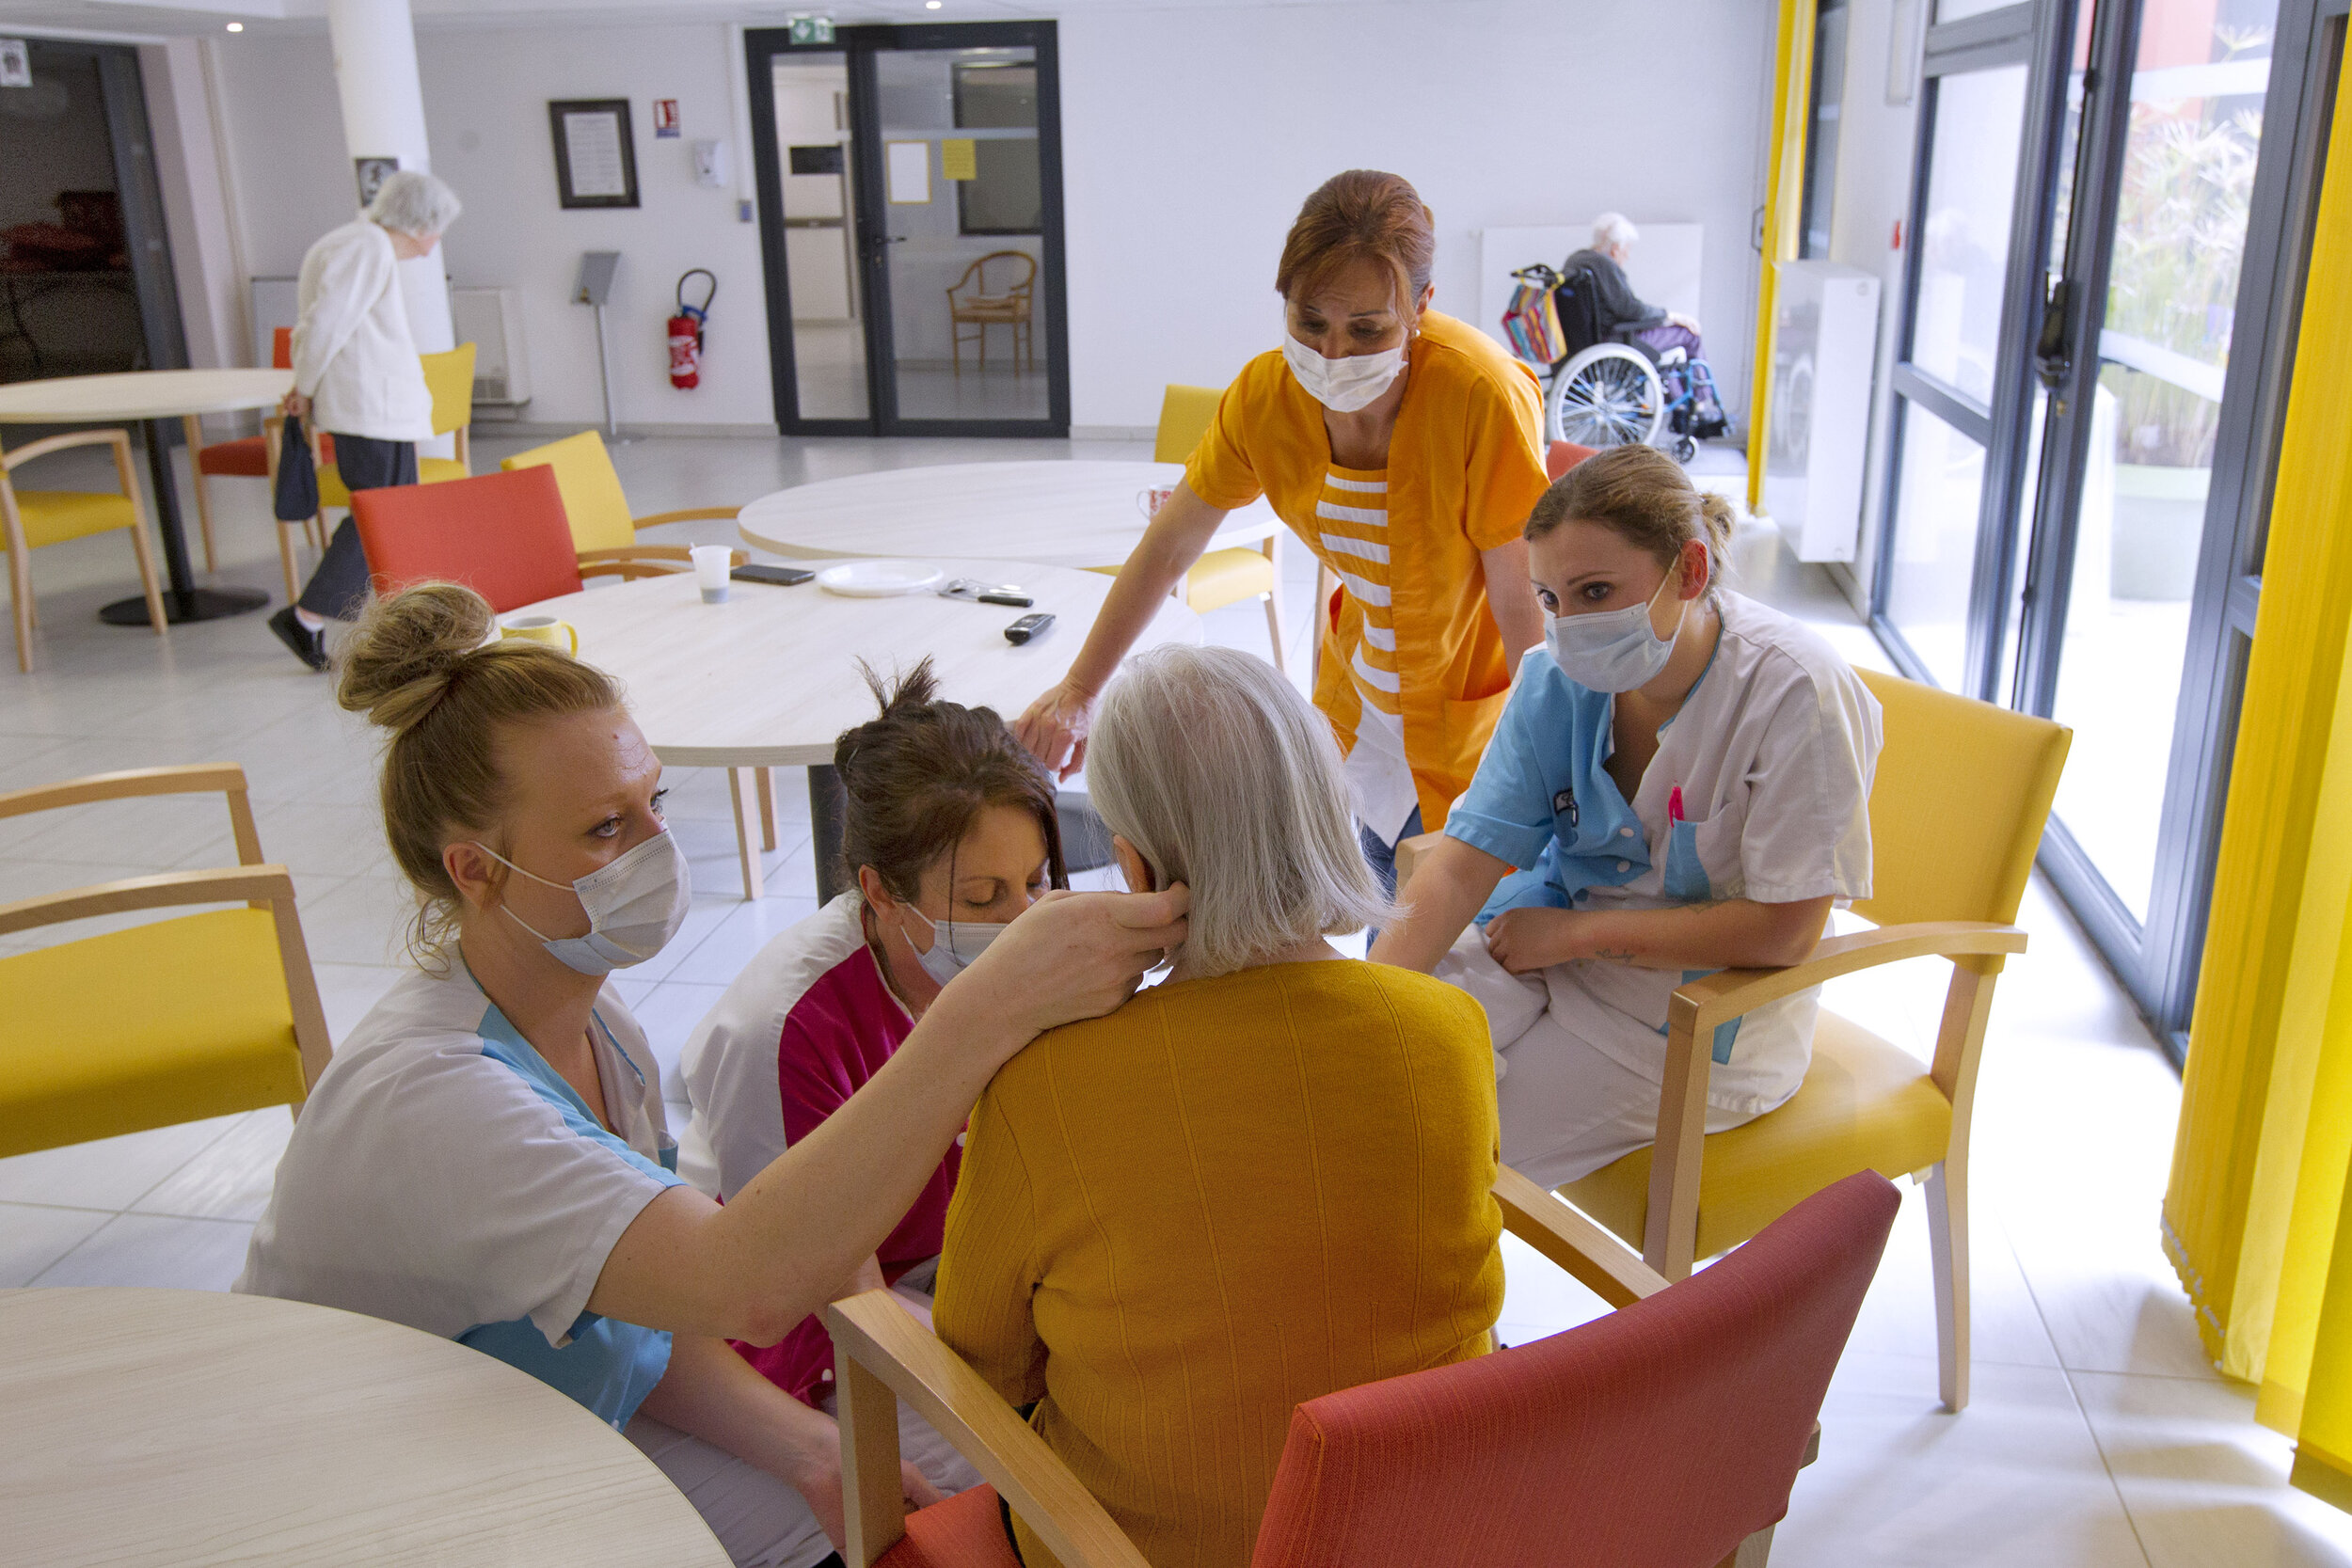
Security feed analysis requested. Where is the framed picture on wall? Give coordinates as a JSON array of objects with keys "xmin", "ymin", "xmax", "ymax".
[
  {"xmin": 353, "ymin": 156, "xmax": 399, "ymax": 208},
  {"xmin": 549, "ymin": 98, "xmax": 640, "ymax": 210}
]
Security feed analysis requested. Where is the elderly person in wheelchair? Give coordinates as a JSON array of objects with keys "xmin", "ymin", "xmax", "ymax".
[{"xmin": 1557, "ymin": 213, "xmax": 1729, "ymax": 451}]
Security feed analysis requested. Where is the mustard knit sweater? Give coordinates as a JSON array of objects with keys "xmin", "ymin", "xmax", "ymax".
[{"xmin": 934, "ymin": 958, "xmax": 1504, "ymax": 1568}]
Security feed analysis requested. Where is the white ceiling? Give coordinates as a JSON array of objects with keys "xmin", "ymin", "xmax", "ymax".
[{"xmin": 0, "ymin": 0, "xmax": 1371, "ymax": 43}]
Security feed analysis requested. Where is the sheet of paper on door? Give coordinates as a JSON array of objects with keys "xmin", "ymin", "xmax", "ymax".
[
  {"xmin": 941, "ymin": 139, "xmax": 977, "ymax": 182},
  {"xmin": 565, "ymin": 112, "xmax": 629, "ymax": 198},
  {"xmin": 885, "ymin": 140, "xmax": 931, "ymax": 205}
]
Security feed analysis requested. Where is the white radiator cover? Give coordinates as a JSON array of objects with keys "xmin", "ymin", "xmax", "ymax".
[
  {"xmin": 451, "ymin": 286, "xmax": 532, "ymax": 407},
  {"xmin": 1763, "ymin": 260, "xmax": 1880, "ymax": 562}
]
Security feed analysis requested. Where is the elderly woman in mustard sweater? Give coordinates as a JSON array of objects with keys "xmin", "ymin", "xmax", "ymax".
[{"xmin": 935, "ymin": 644, "xmax": 1504, "ymax": 1568}]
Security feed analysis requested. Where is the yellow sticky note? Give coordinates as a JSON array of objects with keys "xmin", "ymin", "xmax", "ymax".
[{"xmin": 941, "ymin": 139, "xmax": 977, "ymax": 181}]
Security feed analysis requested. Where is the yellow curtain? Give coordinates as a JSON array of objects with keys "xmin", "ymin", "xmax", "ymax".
[
  {"xmin": 1747, "ymin": 0, "xmax": 1816, "ymax": 515},
  {"xmin": 2163, "ymin": 24, "xmax": 2352, "ymax": 1505}
]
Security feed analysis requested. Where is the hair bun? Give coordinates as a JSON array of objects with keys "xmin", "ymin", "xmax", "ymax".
[{"xmin": 336, "ymin": 581, "xmax": 496, "ymax": 734}]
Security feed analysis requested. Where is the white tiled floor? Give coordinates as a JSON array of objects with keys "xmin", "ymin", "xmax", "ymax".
[{"xmin": 4, "ymin": 432, "xmax": 2346, "ymax": 1566}]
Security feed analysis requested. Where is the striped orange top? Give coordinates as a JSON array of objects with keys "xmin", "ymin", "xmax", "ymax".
[{"xmin": 933, "ymin": 960, "xmax": 1503, "ymax": 1568}]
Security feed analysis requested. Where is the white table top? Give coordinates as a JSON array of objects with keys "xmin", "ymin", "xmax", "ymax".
[
  {"xmin": 517, "ymin": 560, "xmax": 1200, "ymax": 768},
  {"xmin": 0, "ymin": 1287, "xmax": 729, "ymax": 1568},
  {"xmin": 0, "ymin": 368, "xmax": 294, "ymax": 422},
  {"xmin": 734, "ymin": 460, "xmax": 1282, "ymax": 571}
]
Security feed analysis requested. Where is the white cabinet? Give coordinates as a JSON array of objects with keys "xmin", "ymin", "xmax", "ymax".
[{"xmin": 1763, "ymin": 260, "xmax": 1880, "ymax": 562}]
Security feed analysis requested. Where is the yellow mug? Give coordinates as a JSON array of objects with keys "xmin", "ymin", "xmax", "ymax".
[{"xmin": 500, "ymin": 614, "xmax": 578, "ymax": 655}]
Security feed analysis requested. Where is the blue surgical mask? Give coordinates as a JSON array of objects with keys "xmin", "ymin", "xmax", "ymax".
[
  {"xmin": 1544, "ymin": 569, "xmax": 1687, "ymax": 693},
  {"xmin": 899, "ymin": 907, "xmax": 1009, "ymax": 987}
]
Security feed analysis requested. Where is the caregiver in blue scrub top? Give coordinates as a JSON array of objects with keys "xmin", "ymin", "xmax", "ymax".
[
  {"xmin": 1370, "ymin": 446, "xmax": 1882, "ymax": 1189},
  {"xmin": 237, "ymin": 584, "xmax": 1189, "ymax": 1568}
]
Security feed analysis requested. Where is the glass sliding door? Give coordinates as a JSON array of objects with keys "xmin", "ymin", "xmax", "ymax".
[
  {"xmin": 1873, "ymin": 2, "xmax": 2074, "ymax": 698},
  {"xmin": 747, "ymin": 21, "xmax": 1070, "ymax": 436}
]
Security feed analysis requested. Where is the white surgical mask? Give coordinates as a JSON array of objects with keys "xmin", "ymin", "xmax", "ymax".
[
  {"xmin": 1545, "ymin": 568, "xmax": 1687, "ymax": 693},
  {"xmin": 474, "ymin": 830, "xmax": 691, "ymax": 975},
  {"xmin": 898, "ymin": 906, "xmax": 1009, "ymax": 988},
  {"xmin": 1282, "ymin": 333, "xmax": 1406, "ymax": 413}
]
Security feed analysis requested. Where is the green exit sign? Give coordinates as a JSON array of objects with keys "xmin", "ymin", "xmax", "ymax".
[{"xmin": 787, "ymin": 15, "xmax": 835, "ymax": 43}]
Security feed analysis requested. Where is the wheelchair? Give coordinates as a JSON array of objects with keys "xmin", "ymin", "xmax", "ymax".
[{"xmin": 1506, "ymin": 262, "xmax": 1727, "ymax": 463}]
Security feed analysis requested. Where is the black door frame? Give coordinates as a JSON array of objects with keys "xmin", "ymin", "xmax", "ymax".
[{"xmin": 745, "ymin": 20, "xmax": 1071, "ymax": 437}]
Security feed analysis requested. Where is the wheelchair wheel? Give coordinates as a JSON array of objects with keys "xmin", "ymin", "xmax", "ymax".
[
  {"xmin": 1673, "ymin": 436, "xmax": 1697, "ymax": 463},
  {"xmin": 1547, "ymin": 343, "xmax": 1665, "ymax": 450}
]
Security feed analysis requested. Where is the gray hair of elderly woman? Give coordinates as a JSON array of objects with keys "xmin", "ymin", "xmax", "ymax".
[
  {"xmin": 367, "ymin": 171, "xmax": 463, "ymax": 237},
  {"xmin": 1087, "ymin": 644, "xmax": 1391, "ymax": 977}
]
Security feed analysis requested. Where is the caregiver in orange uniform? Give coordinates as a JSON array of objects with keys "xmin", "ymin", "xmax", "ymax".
[{"xmin": 1014, "ymin": 168, "xmax": 1551, "ymax": 895}]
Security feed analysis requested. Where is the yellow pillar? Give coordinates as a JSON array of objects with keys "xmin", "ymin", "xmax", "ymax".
[{"xmin": 1747, "ymin": 0, "xmax": 1815, "ymax": 515}]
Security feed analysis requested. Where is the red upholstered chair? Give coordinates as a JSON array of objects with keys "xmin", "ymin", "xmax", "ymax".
[
  {"xmin": 825, "ymin": 1168, "xmax": 1899, "ymax": 1568},
  {"xmin": 350, "ymin": 465, "xmax": 583, "ymax": 614},
  {"xmin": 1546, "ymin": 438, "xmax": 1598, "ymax": 480}
]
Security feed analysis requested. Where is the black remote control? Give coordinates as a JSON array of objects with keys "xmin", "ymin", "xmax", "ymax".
[{"xmin": 1004, "ymin": 612, "xmax": 1055, "ymax": 645}]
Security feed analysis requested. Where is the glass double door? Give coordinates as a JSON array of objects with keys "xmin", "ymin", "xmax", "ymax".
[
  {"xmin": 747, "ymin": 21, "xmax": 1068, "ymax": 436},
  {"xmin": 1874, "ymin": 0, "xmax": 2313, "ymax": 1050}
]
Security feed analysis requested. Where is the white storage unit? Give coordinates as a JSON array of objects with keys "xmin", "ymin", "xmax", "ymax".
[
  {"xmin": 1762, "ymin": 260, "xmax": 1880, "ymax": 562},
  {"xmin": 451, "ymin": 286, "xmax": 532, "ymax": 408}
]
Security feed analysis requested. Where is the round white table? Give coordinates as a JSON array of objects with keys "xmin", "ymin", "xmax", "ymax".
[
  {"xmin": 516, "ymin": 560, "xmax": 1200, "ymax": 899},
  {"xmin": 0, "ymin": 368, "xmax": 294, "ymax": 624},
  {"xmin": 734, "ymin": 459, "xmax": 1283, "ymax": 569},
  {"xmin": 0, "ymin": 1287, "xmax": 729, "ymax": 1568}
]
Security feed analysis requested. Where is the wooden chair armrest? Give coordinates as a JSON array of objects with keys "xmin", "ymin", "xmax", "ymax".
[
  {"xmin": 1, "ymin": 428, "xmax": 133, "ymax": 468},
  {"xmin": 1671, "ymin": 921, "xmax": 2029, "ymax": 1037},
  {"xmin": 1641, "ymin": 919, "xmax": 2026, "ymax": 1275},
  {"xmin": 0, "ymin": 765, "xmax": 264, "ymax": 863},
  {"xmin": 0, "ymin": 865, "xmax": 295, "ymax": 939},
  {"xmin": 1392, "ymin": 831, "xmax": 1446, "ymax": 894},
  {"xmin": 630, "ymin": 506, "xmax": 743, "ymax": 529},
  {"xmin": 824, "ymin": 1291, "xmax": 1151, "ymax": 1568},
  {"xmin": 1493, "ymin": 1165, "xmax": 1668, "ymax": 1307}
]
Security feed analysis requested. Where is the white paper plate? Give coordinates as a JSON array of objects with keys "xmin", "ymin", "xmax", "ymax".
[{"xmin": 816, "ymin": 561, "xmax": 945, "ymax": 597}]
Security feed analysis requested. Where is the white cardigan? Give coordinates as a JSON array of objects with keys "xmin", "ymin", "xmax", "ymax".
[{"xmin": 291, "ymin": 219, "xmax": 435, "ymax": 443}]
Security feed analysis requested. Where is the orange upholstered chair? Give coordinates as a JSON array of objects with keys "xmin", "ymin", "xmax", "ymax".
[
  {"xmin": 825, "ymin": 1169, "xmax": 1898, "ymax": 1568},
  {"xmin": 1546, "ymin": 438, "xmax": 1598, "ymax": 480},
  {"xmin": 190, "ymin": 327, "xmax": 336, "ymax": 598},
  {"xmin": 350, "ymin": 465, "xmax": 582, "ymax": 614}
]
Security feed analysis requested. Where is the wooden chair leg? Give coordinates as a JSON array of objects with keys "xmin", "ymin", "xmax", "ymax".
[
  {"xmin": 127, "ymin": 520, "xmax": 167, "ymax": 640},
  {"xmin": 1260, "ymin": 535, "xmax": 1286, "ymax": 674},
  {"xmin": 182, "ymin": 416, "xmax": 217, "ymax": 573},
  {"xmin": 837, "ymin": 1349, "xmax": 911, "ymax": 1567},
  {"xmin": 7, "ymin": 545, "xmax": 31, "ymax": 673},
  {"xmin": 1927, "ymin": 1157, "xmax": 1970, "ymax": 1412},
  {"xmin": 728, "ymin": 768, "xmax": 765, "ymax": 900},
  {"xmin": 277, "ymin": 523, "xmax": 302, "ymax": 604},
  {"xmin": 756, "ymin": 766, "xmax": 779, "ymax": 852},
  {"xmin": 1724, "ymin": 1522, "xmax": 1778, "ymax": 1568}
]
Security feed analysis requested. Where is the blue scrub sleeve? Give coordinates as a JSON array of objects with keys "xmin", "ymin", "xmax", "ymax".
[{"xmin": 1442, "ymin": 661, "xmax": 1558, "ymax": 870}]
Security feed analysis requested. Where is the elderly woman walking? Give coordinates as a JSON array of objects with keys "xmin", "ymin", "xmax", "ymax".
[
  {"xmin": 938, "ymin": 643, "xmax": 1505, "ymax": 1568},
  {"xmin": 267, "ymin": 169, "xmax": 462, "ymax": 671}
]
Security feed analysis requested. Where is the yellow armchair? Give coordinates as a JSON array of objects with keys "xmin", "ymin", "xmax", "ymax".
[
  {"xmin": 1395, "ymin": 667, "xmax": 2071, "ymax": 1413},
  {"xmin": 312, "ymin": 342, "xmax": 479, "ymax": 511},
  {"xmin": 500, "ymin": 428, "xmax": 746, "ymax": 580},
  {"xmin": 0, "ymin": 765, "xmax": 332, "ymax": 1159},
  {"xmin": 1087, "ymin": 384, "xmax": 1288, "ymax": 672},
  {"xmin": 1, "ymin": 429, "xmax": 167, "ymax": 673}
]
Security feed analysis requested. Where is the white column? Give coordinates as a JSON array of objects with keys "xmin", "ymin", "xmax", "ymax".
[{"xmin": 326, "ymin": 0, "xmax": 453, "ymax": 357}]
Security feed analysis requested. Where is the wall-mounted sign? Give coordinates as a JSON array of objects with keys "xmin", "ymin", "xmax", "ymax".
[
  {"xmin": 653, "ymin": 98, "xmax": 680, "ymax": 138},
  {"xmin": 354, "ymin": 156, "xmax": 398, "ymax": 208},
  {"xmin": 787, "ymin": 15, "xmax": 835, "ymax": 44},
  {"xmin": 0, "ymin": 39, "xmax": 29, "ymax": 89},
  {"xmin": 549, "ymin": 98, "xmax": 640, "ymax": 209},
  {"xmin": 940, "ymin": 139, "xmax": 977, "ymax": 182}
]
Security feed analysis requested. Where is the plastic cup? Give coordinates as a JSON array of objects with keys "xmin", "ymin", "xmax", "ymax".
[{"xmin": 691, "ymin": 545, "xmax": 733, "ymax": 604}]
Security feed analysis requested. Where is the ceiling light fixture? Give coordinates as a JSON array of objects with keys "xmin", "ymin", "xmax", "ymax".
[
  {"xmin": 225, "ymin": 21, "xmax": 244, "ymax": 30},
  {"xmin": 925, "ymin": 2, "xmax": 942, "ymax": 8}
]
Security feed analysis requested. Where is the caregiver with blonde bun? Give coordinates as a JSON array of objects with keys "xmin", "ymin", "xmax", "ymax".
[{"xmin": 1014, "ymin": 168, "xmax": 1550, "ymax": 895}]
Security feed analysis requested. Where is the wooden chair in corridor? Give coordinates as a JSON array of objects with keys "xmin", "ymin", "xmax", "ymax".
[
  {"xmin": 1397, "ymin": 667, "xmax": 2071, "ymax": 1412},
  {"xmin": 822, "ymin": 1169, "xmax": 1898, "ymax": 1568},
  {"xmin": 947, "ymin": 252, "xmax": 1036, "ymax": 376},
  {"xmin": 1, "ymin": 428, "xmax": 167, "ymax": 673},
  {"xmin": 0, "ymin": 764, "xmax": 331, "ymax": 1160}
]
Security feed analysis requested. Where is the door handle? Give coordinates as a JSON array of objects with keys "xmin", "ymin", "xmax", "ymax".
[{"xmin": 2035, "ymin": 277, "xmax": 2073, "ymax": 390}]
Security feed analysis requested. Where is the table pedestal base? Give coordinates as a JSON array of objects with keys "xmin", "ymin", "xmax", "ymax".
[
  {"xmin": 809, "ymin": 765, "xmax": 847, "ymax": 904},
  {"xmin": 100, "ymin": 585, "xmax": 270, "ymax": 626}
]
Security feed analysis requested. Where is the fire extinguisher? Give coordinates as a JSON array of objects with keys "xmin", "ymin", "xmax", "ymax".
[{"xmin": 669, "ymin": 269, "xmax": 716, "ymax": 389}]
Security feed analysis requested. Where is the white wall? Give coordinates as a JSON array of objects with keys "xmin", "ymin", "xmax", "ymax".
[
  {"xmin": 1057, "ymin": 0, "xmax": 1774, "ymax": 430},
  {"xmin": 210, "ymin": 23, "xmax": 771, "ymax": 433},
  {"xmin": 199, "ymin": 2, "xmax": 1774, "ymax": 435}
]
